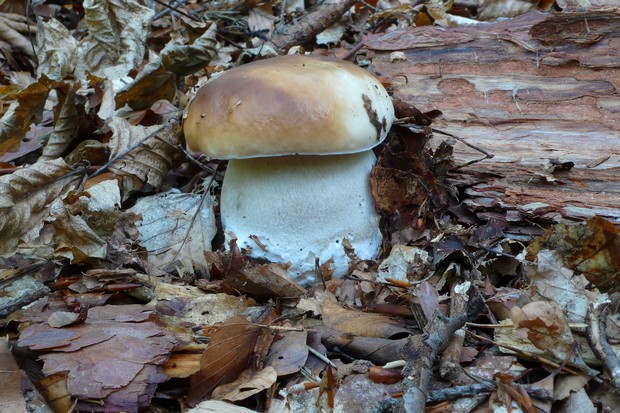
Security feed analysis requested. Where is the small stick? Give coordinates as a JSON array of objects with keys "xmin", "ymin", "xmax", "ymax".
[
  {"xmin": 432, "ymin": 128, "xmax": 494, "ymax": 159},
  {"xmin": 587, "ymin": 301, "xmax": 620, "ymax": 393},
  {"xmin": 307, "ymin": 345, "xmax": 338, "ymax": 369}
]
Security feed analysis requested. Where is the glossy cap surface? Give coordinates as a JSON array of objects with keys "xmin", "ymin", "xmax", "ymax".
[{"xmin": 183, "ymin": 54, "xmax": 394, "ymax": 159}]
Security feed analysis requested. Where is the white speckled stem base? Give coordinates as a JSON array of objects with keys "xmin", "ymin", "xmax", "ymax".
[{"xmin": 221, "ymin": 150, "xmax": 382, "ymax": 285}]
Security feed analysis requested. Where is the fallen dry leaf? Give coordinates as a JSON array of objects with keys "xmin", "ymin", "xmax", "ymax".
[
  {"xmin": 0, "ymin": 76, "xmax": 64, "ymax": 155},
  {"xmin": 76, "ymin": 177, "xmax": 123, "ymax": 237},
  {"xmin": 129, "ymin": 184, "xmax": 217, "ymax": 275},
  {"xmin": 494, "ymin": 318, "xmax": 607, "ymax": 369},
  {"xmin": 114, "ymin": 65, "xmax": 177, "ymax": 111},
  {"xmin": 0, "ymin": 337, "xmax": 28, "ymax": 413},
  {"xmin": 561, "ymin": 387, "xmax": 598, "ymax": 412},
  {"xmin": 478, "ymin": 0, "xmax": 554, "ymax": 20},
  {"xmin": 284, "ymin": 364, "xmax": 401, "ymax": 413},
  {"xmin": 208, "ymin": 244, "xmax": 307, "ymax": 299},
  {"xmin": 524, "ymin": 249, "xmax": 608, "ymax": 322},
  {"xmin": 107, "ymin": 118, "xmax": 182, "ymax": 199},
  {"xmin": 555, "ymin": 374, "xmax": 590, "ymax": 401},
  {"xmin": 39, "ymin": 86, "xmax": 79, "ymax": 160},
  {"xmin": 320, "ymin": 327, "xmax": 410, "ymax": 365},
  {"xmin": 162, "ymin": 353, "xmax": 202, "ymax": 379},
  {"xmin": 74, "ymin": 0, "xmax": 154, "ymax": 81},
  {"xmin": 161, "ymin": 22, "xmax": 218, "ymax": 76},
  {"xmin": 187, "ymin": 315, "xmax": 269, "ymax": 405},
  {"xmin": 462, "ymin": 353, "xmax": 525, "ymax": 384},
  {"xmin": 376, "ymin": 244, "xmax": 432, "ymax": 283},
  {"xmin": 38, "ymin": 373, "xmax": 71, "ymax": 413},
  {"xmin": 265, "ymin": 328, "xmax": 308, "ymax": 376},
  {"xmin": 0, "ymin": 158, "xmax": 83, "ymax": 256},
  {"xmin": 116, "ymin": 22, "xmax": 219, "ymax": 110},
  {"xmin": 511, "ymin": 301, "xmax": 575, "ymax": 361},
  {"xmin": 321, "ymin": 298, "xmax": 411, "ymax": 339},
  {"xmin": 526, "ymin": 216, "xmax": 620, "ymax": 291},
  {"xmin": 212, "ymin": 366, "xmax": 278, "ymax": 401},
  {"xmin": 0, "ymin": 12, "xmax": 36, "ymax": 70},
  {"xmin": 36, "ymin": 17, "xmax": 78, "ymax": 79},
  {"xmin": 142, "ymin": 273, "xmax": 251, "ymax": 327},
  {"xmin": 187, "ymin": 400, "xmax": 258, "ymax": 413},
  {"xmin": 48, "ymin": 197, "xmax": 109, "ymax": 263},
  {"xmin": 46, "ymin": 310, "xmax": 81, "ymax": 328},
  {"xmin": 370, "ymin": 155, "xmax": 429, "ymax": 217}
]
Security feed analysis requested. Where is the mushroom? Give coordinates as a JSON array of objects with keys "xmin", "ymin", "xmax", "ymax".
[{"xmin": 184, "ymin": 54, "xmax": 394, "ymax": 284}]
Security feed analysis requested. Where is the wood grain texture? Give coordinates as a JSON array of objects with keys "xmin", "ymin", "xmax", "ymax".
[{"xmin": 365, "ymin": 10, "xmax": 620, "ymax": 234}]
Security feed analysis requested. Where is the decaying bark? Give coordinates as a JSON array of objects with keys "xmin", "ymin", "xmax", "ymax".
[{"xmin": 365, "ymin": 9, "xmax": 620, "ymax": 236}]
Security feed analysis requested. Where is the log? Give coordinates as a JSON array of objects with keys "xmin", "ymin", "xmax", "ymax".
[{"xmin": 365, "ymin": 9, "xmax": 620, "ymax": 237}]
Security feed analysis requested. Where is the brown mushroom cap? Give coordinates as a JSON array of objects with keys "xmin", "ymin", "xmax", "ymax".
[{"xmin": 183, "ymin": 54, "xmax": 395, "ymax": 159}]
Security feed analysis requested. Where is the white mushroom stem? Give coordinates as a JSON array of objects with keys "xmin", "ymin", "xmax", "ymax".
[{"xmin": 221, "ymin": 150, "xmax": 382, "ymax": 285}]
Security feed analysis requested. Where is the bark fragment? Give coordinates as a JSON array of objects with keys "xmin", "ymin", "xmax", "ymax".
[{"xmin": 366, "ymin": 10, "xmax": 620, "ymax": 235}]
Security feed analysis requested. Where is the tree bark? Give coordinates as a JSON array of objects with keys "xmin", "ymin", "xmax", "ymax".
[{"xmin": 365, "ymin": 9, "xmax": 620, "ymax": 237}]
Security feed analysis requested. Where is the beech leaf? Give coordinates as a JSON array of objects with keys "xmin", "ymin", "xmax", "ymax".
[
  {"xmin": 40, "ymin": 86, "xmax": 80, "ymax": 161},
  {"xmin": 75, "ymin": 0, "xmax": 154, "ymax": 81},
  {"xmin": 129, "ymin": 184, "xmax": 217, "ymax": 274},
  {"xmin": 187, "ymin": 316, "xmax": 266, "ymax": 405},
  {"xmin": 107, "ymin": 118, "xmax": 182, "ymax": 199},
  {"xmin": 322, "ymin": 299, "xmax": 411, "ymax": 339},
  {"xmin": 0, "ymin": 158, "xmax": 83, "ymax": 256},
  {"xmin": 0, "ymin": 76, "xmax": 63, "ymax": 155},
  {"xmin": 36, "ymin": 17, "xmax": 78, "ymax": 80},
  {"xmin": 211, "ymin": 366, "xmax": 278, "ymax": 401}
]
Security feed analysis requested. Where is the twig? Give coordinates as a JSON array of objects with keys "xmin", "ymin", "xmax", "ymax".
[
  {"xmin": 26, "ymin": 0, "xmax": 39, "ymax": 67},
  {"xmin": 270, "ymin": 0, "xmax": 358, "ymax": 52},
  {"xmin": 278, "ymin": 0, "xmax": 287, "ymax": 32},
  {"xmin": 431, "ymin": 128, "xmax": 495, "ymax": 169},
  {"xmin": 151, "ymin": 0, "xmax": 200, "ymax": 22},
  {"xmin": 466, "ymin": 321, "xmax": 589, "ymax": 330},
  {"xmin": 342, "ymin": 40, "xmax": 366, "ymax": 61},
  {"xmin": 465, "ymin": 330, "xmax": 589, "ymax": 377},
  {"xmin": 397, "ymin": 311, "xmax": 467, "ymax": 412},
  {"xmin": 307, "ymin": 345, "xmax": 338, "ymax": 369},
  {"xmin": 587, "ymin": 301, "xmax": 620, "ymax": 394},
  {"xmin": 439, "ymin": 280, "xmax": 471, "ymax": 381},
  {"xmin": 426, "ymin": 383, "xmax": 553, "ymax": 403}
]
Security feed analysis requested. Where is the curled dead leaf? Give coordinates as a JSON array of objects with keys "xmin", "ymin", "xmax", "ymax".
[
  {"xmin": 74, "ymin": 0, "xmax": 154, "ymax": 81},
  {"xmin": 321, "ymin": 299, "xmax": 411, "ymax": 339},
  {"xmin": 0, "ymin": 76, "xmax": 64, "ymax": 155},
  {"xmin": 107, "ymin": 118, "xmax": 182, "ymax": 199},
  {"xmin": 129, "ymin": 183, "xmax": 217, "ymax": 275},
  {"xmin": 0, "ymin": 158, "xmax": 83, "ymax": 256},
  {"xmin": 526, "ymin": 217, "xmax": 620, "ymax": 291},
  {"xmin": 211, "ymin": 366, "xmax": 278, "ymax": 401}
]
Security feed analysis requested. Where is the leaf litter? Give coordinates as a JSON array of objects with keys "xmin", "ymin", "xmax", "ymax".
[{"xmin": 0, "ymin": 0, "xmax": 619, "ymax": 412}]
